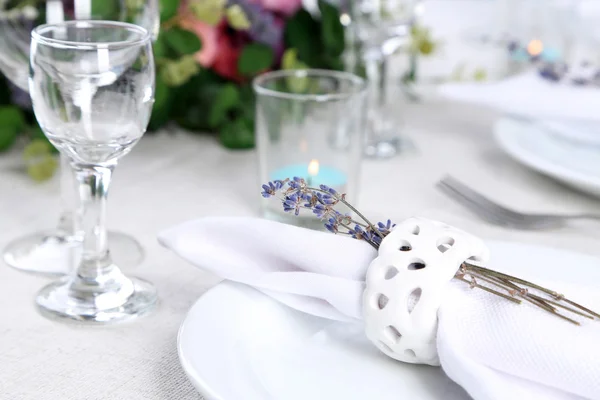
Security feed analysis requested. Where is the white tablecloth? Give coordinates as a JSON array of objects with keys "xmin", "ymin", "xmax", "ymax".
[{"xmin": 1, "ymin": 101, "xmax": 599, "ymax": 400}]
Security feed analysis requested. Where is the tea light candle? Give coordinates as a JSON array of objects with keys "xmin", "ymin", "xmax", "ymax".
[{"xmin": 270, "ymin": 159, "xmax": 347, "ymax": 190}]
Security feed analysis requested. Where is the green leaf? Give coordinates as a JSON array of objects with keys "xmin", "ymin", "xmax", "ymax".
[
  {"xmin": 318, "ymin": 0, "xmax": 345, "ymax": 57},
  {"xmin": 189, "ymin": 0, "xmax": 226, "ymax": 25},
  {"xmin": 0, "ymin": 106, "xmax": 25, "ymax": 151},
  {"xmin": 160, "ymin": 0, "xmax": 180, "ymax": 21},
  {"xmin": 91, "ymin": 0, "xmax": 120, "ymax": 19},
  {"xmin": 208, "ymin": 84, "xmax": 241, "ymax": 128},
  {"xmin": 149, "ymin": 74, "xmax": 172, "ymax": 130},
  {"xmin": 284, "ymin": 10, "xmax": 322, "ymax": 66},
  {"xmin": 163, "ymin": 27, "xmax": 202, "ymax": 56},
  {"xmin": 0, "ymin": 127, "xmax": 17, "ymax": 152},
  {"xmin": 219, "ymin": 117, "xmax": 255, "ymax": 149},
  {"xmin": 153, "ymin": 32, "xmax": 168, "ymax": 60},
  {"xmin": 238, "ymin": 44, "xmax": 274, "ymax": 76},
  {"xmin": 0, "ymin": 106, "xmax": 25, "ymax": 132},
  {"xmin": 24, "ymin": 140, "xmax": 58, "ymax": 182},
  {"xmin": 30, "ymin": 123, "xmax": 58, "ymax": 153}
]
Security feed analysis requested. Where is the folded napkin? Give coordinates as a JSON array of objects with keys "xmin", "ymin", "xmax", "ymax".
[
  {"xmin": 439, "ymin": 71, "xmax": 600, "ymax": 123},
  {"xmin": 159, "ymin": 217, "xmax": 600, "ymax": 400}
]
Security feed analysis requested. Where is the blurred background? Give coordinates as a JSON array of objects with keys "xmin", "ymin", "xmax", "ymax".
[{"xmin": 2, "ymin": 0, "xmax": 600, "ymax": 251}]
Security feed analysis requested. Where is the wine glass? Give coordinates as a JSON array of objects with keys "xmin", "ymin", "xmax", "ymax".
[
  {"xmin": 344, "ymin": 0, "xmax": 420, "ymax": 158},
  {"xmin": 30, "ymin": 20, "xmax": 157, "ymax": 322},
  {"xmin": 0, "ymin": 0, "xmax": 158, "ymax": 275}
]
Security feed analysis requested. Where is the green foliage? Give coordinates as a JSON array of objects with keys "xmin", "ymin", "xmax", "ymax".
[
  {"xmin": 23, "ymin": 139, "xmax": 58, "ymax": 182},
  {"xmin": 283, "ymin": 3, "xmax": 345, "ymax": 71},
  {"xmin": 238, "ymin": 44, "xmax": 274, "ymax": 76},
  {"xmin": 159, "ymin": 0, "xmax": 180, "ymax": 21},
  {"xmin": 281, "ymin": 48, "xmax": 308, "ymax": 70},
  {"xmin": 318, "ymin": 0, "xmax": 345, "ymax": 57},
  {"xmin": 160, "ymin": 55, "xmax": 200, "ymax": 87},
  {"xmin": 153, "ymin": 32, "xmax": 169, "ymax": 59},
  {"xmin": 149, "ymin": 74, "xmax": 172, "ymax": 130},
  {"xmin": 31, "ymin": 123, "xmax": 58, "ymax": 154},
  {"xmin": 163, "ymin": 27, "xmax": 202, "ymax": 56},
  {"xmin": 91, "ymin": 0, "xmax": 120, "ymax": 19},
  {"xmin": 284, "ymin": 9, "xmax": 322, "ymax": 67},
  {"xmin": 225, "ymin": 5, "xmax": 251, "ymax": 30},
  {"xmin": 0, "ymin": 106, "xmax": 26, "ymax": 151},
  {"xmin": 219, "ymin": 117, "xmax": 254, "ymax": 149},
  {"xmin": 208, "ymin": 84, "xmax": 240, "ymax": 128},
  {"xmin": 189, "ymin": 0, "xmax": 226, "ymax": 25}
]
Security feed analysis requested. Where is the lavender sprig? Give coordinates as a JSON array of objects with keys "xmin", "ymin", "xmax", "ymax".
[
  {"xmin": 262, "ymin": 177, "xmax": 386, "ymax": 249},
  {"xmin": 261, "ymin": 178, "xmax": 600, "ymax": 326}
]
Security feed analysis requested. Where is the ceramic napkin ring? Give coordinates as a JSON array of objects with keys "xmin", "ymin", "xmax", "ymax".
[{"xmin": 363, "ymin": 217, "xmax": 489, "ymax": 366}]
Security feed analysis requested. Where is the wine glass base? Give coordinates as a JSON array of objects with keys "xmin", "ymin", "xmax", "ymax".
[
  {"xmin": 3, "ymin": 230, "xmax": 144, "ymax": 275},
  {"xmin": 36, "ymin": 274, "xmax": 157, "ymax": 324},
  {"xmin": 364, "ymin": 136, "xmax": 415, "ymax": 159}
]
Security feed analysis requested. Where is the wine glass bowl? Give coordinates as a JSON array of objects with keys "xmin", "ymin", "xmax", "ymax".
[
  {"xmin": 30, "ymin": 22, "xmax": 154, "ymax": 165},
  {"xmin": 30, "ymin": 20, "xmax": 157, "ymax": 323}
]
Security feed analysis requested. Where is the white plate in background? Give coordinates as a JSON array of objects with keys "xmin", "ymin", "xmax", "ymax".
[{"xmin": 494, "ymin": 117, "xmax": 600, "ymax": 197}]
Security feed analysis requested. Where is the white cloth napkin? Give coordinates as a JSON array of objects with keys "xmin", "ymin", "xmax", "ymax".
[
  {"xmin": 159, "ymin": 217, "xmax": 600, "ymax": 400},
  {"xmin": 439, "ymin": 71, "xmax": 600, "ymax": 123}
]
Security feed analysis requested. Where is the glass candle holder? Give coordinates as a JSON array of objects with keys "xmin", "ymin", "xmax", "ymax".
[{"xmin": 253, "ymin": 69, "xmax": 368, "ymax": 228}]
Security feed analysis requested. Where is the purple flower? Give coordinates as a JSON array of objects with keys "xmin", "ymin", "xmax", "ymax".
[
  {"xmin": 316, "ymin": 192, "xmax": 336, "ymax": 205},
  {"xmin": 288, "ymin": 176, "xmax": 305, "ymax": 190},
  {"xmin": 227, "ymin": 0, "xmax": 284, "ymax": 52},
  {"xmin": 507, "ymin": 41, "xmax": 519, "ymax": 53},
  {"xmin": 377, "ymin": 219, "xmax": 396, "ymax": 234},
  {"xmin": 283, "ymin": 193, "xmax": 301, "ymax": 215},
  {"xmin": 313, "ymin": 204, "xmax": 340, "ymax": 220},
  {"xmin": 538, "ymin": 65, "xmax": 561, "ymax": 82},
  {"xmin": 261, "ymin": 180, "xmax": 284, "ymax": 198},
  {"xmin": 319, "ymin": 184, "xmax": 338, "ymax": 197},
  {"xmin": 324, "ymin": 217, "xmax": 338, "ymax": 233}
]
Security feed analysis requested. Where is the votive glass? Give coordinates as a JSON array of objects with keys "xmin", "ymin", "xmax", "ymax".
[{"xmin": 253, "ymin": 69, "xmax": 368, "ymax": 228}]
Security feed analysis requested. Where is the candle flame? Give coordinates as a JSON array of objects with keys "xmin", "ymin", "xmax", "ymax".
[
  {"xmin": 527, "ymin": 39, "xmax": 543, "ymax": 56},
  {"xmin": 308, "ymin": 159, "xmax": 319, "ymax": 176}
]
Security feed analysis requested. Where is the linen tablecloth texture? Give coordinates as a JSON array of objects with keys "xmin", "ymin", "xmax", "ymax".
[{"xmin": 159, "ymin": 217, "xmax": 600, "ymax": 400}]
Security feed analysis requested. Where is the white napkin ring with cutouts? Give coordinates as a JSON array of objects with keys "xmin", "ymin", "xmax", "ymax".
[{"xmin": 362, "ymin": 217, "xmax": 489, "ymax": 366}]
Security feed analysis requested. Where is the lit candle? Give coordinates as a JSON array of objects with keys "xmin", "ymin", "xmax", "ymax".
[
  {"xmin": 527, "ymin": 39, "xmax": 544, "ymax": 57},
  {"xmin": 270, "ymin": 163, "xmax": 347, "ymax": 189},
  {"xmin": 307, "ymin": 159, "xmax": 319, "ymax": 187}
]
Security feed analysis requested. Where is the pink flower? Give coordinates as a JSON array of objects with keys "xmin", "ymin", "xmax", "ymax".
[
  {"xmin": 260, "ymin": 0, "xmax": 302, "ymax": 16},
  {"xmin": 177, "ymin": 0, "xmax": 221, "ymax": 67},
  {"xmin": 178, "ymin": 16, "xmax": 219, "ymax": 67}
]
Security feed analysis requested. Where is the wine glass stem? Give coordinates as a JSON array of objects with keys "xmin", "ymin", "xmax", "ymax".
[
  {"xmin": 57, "ymin": 154, "xmax": 77, "ymax": 236},
  {"xmin": 365, "ymin": 53, "xmax": 390, "ymax": 136},
  {"xmin": 73, "ymin": 163, "xmax": 115, "ymax": 280}
]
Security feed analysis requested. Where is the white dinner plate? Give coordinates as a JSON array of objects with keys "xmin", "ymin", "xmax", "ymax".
[
  {"xmin": 178, "ymin": 241, "xmax": 600, "ymax": 400},
  {"xmin": 494, "ymin": 117, "xmax": 600, "ymax": 197}
]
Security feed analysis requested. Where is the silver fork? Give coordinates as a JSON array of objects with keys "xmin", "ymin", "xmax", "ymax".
[{"xmin": 436, "ymin": 175, "xmax": 600, "ymax": 230}]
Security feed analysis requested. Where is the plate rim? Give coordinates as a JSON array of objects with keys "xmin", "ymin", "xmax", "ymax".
[{"xmin": 494, "ymin": 117, "xmax": 600, "ymax": 193}]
